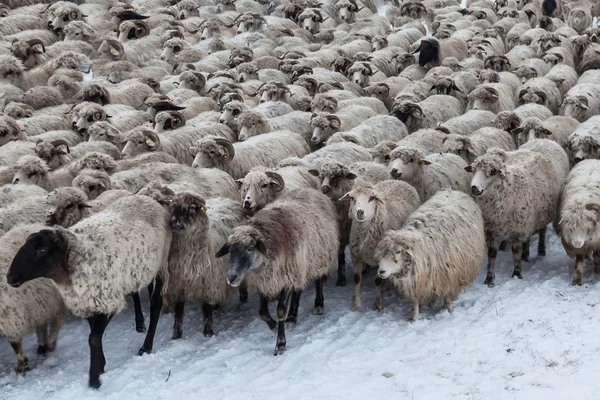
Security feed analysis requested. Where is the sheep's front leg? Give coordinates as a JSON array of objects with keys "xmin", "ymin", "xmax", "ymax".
[
  {"xmin": 521, "ymin": 240, "xmax": 530, "ymax": 262},
  {"xmin": 484, "ymin": 247, "xmax": 497, "ymax": 287},
  {"xmin": 171, "ymin": 301, "xmax": 184, "ymax": 340},
  {"xmin": 408, "ymin": 300, "xmax": 419, "ymax": 321},
  {"xmin": 443, "ymin": 298, "xmax": 453, "ymax": 313},
  {"xmin": 313, "ymin": 276, "xmax": 325, "ymax": 315},
  {"xmin": 286, "ymin": 290, "xmax": 302, "ymax": 325},
  {"xmin": 138, "ymin": 276, "xmax": 163, "ymax": 355},
  {"xmin": 512, "ymin": 244, "xmax": 523, "ymax": 279},
  {"xmin": 202, "ymin": 303, "xmax": 214, "ymax": 337},
  {"xmin": 131, "ymin": 292, "xmax": 146, "ymax": 333},
  {"xmin": 274, "ymin": 289, "xmax": 291, "ymax": 356},
  {"xmin": 573, "ymin": 254, "xmax": 586, "ymax": 286},
  {"xmin": 259, "ymin": 294, "xmax": 277, "ymax": 331},
  {"xmin": 593, "ymin": 252, "xmax": 600, "ymax": 274},
  {"xmin": 87, "ymin": 313, "xmax": 111, "ymax": 389},
  {"xmin": 10, "ymin": 341, "xmax": 29, "ymax": 374},
  {"xmin": 538, "ymin": 227, "xmax": 547, "ymax": 256},
  {"xmin": 373, "ymin": 276, "xmax": 383, "ymax": 311},
  {"xmin": 352, "ymin": 260, "xmax": 366, "ymax": 310},
  {"xmin": 36, "ymin": 326, "xmax": 49, "ymax": 355},
  {"xmin": 336, "ymin": 246, "xmax": 347, "ymax": 287}
]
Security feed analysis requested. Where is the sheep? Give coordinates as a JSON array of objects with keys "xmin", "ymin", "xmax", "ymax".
[
  {"xmin": 219, "ymin": 100, "xmax": 293, "ymax": 132},
  {"xmin": 0, "ymin": 194, "xmax": 50, "ymax": 236},
  {"xmin": 545, "ymin": 64, "xmax": 578, "ymax": 96},
  {"xmin": 7, "ymin": 194, "xmax": 172, "ymax": 388},
  {"xmin": 71, "ymin": 169, "xmax": 113, "ymax": 200},
  {"xmin": 216, "ymin": 188, "xmax": 339, "ymax": 355},
  {"xmin": 494, "ymin": 103, "xmax": 554, "ymax": 132},
  {"xmin": 339, "ymin": 179, "xmax": 420, "ymax": 311},
  {"xmin": 191, "ymin": 131, "xmax": 310, "ymax": 180},
  {"xmin": 513, "ymin": 116, "xmax": 579, "ymax": 148},
  {"xmin": 389, "ymin": 149, "xmax": 471, "ymax": 202},
  {"xmin": 567, "ymin": 115, "xmax": 600, "ymax": 163},
  {"xmin": 555, "ymin": 160, "xmax": 600, "ymax": 285},
  {"xmin": 370, "ymin": 141, "xmax": 399, "ymax": 165},
  {"xmin": 236, "ymin": 110, "xmax": 313, "ymax": 142},
  {"xmin": 467, "ymin": 83, "xmax": 516, "ymax": 113},
  {"xmin": 0, "ymin": 224, "xmax": 69, "ymax": 373},
  {"xmin": 392, "ymin": 95, "xmax": 463, "ymax": 133},
  {"xmin": 435, "ymin": 110, "xmax": 496, "ymax": 135},
  {"xmin": 81, "ymin": 82, "xmax": 154, "ymax": 110},
  {"xmin": 73, "ymin": 103, "xmax": 152, "ymax": 135},
  {"xmin": 375, "ymin": 189, "xmax": 485, "ymax": 321},
  {"xmin": 309, "ymin": 105, "xmax": 379, "ymax": 145},
  {"xmin": 559, "ymin": 83, "xmax": 600, "ymax": 122},
  {"xmin": 466, "ymin": 144, "xmax": 563, "ymax": 286},
  {"xmin": 517, "ymin": 77, "xmax": 563, "ymax": 114},
  {"xmin": 0, "ymin": 141, "xmax": 36, "ymax": 167},
  {"xmin": 325, "ymin": 115, "xmax": 408, "ymax": 147},
  {"xmin": 35, "ymin": 139, "xmax": 121, "ymax": 171},
  {"xmin": 442, "ymin": 127, "xmax": 517, "ymax": 164},
  {"xmin": 0, "ymin": 183, "xmax": 46, "ymax": 206},
  {"xmin": 413, "ymin": 38, "xmax": 469, "ymax": 69}
]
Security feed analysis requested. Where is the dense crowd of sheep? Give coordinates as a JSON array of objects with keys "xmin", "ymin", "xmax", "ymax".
[{"xmin": 1, "ymin": 0, "xmax": 600, "ymax": 390}]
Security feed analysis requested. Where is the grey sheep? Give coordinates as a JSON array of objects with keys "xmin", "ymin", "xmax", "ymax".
[
  {"xmin": 567, "ymin": 115, "xmax": 600, "ymax": 163},
  {"xmin": 309, "ymin": 105, "xmax": 378, "ymax": 145},
  {"xmin": 467, "ymin": 83, "xmax": 516, "ymax": 113},
  {"xmin": 325, "ymin": 115, "xmax": 408, "ymax": 148},
  {"xmin": 443, "ymin": 127, "xmax": 517, "ymax": 163},
  {"xmin": 436, "ymin": 109, "xmax": 496, "ymax": 135},
  {"xmin": 392, "ymin": 95, "xmax": 463, "ymax": 133}
]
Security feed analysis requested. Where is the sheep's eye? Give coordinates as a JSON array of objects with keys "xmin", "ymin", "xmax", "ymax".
[
  {"xmin": 99, "ymin": 133, "xmax": 105, "ymax": 137},
  {"xmin": 87, "ymin": 116, "xmax": 94, "ymax": 122},
  {"xmin": 457, "ymin": 149, "xmax": 462, "ymax": 154},
  {"xmin": 384, "ymin": 155, "xmax": 390, "ymax": 161},
  {"xmin": 63, "ymin": 15, "xmax": 69, "ymax": 21},
  {"xmin": 209, "ymin": 150, "xmax": 215, "ymax": 154},
  {"xmin": 490, "ymin": 169, "xmax": 497, "ymax": 176},
  {"xmin": 409, "ymin": 158, "xmax": 414, "ymax": 163},
  {"xmin": 248, "ymin": 245, "xmax": 255, "ymax": 252},
  {"xmin": 369, "ymin": 196, "xmax": 376, "ymax": 202},
  {"xmin": 261, "ymin": 183, "xmax": 268, "ymax": 189},
  {"xmin": 65, "ymin": 204, "xmax": 73, "ymax": 209},
  {"xmin": 138, "ymin": 140, "xmax": 143, "ymax": 145},
  {"xmin": 27, "ymin": 172, "xmax": 35, "ymax": 178},
  {"xmin": 89, "ymin": 185, "xmax": 96, "ymax": 191}
]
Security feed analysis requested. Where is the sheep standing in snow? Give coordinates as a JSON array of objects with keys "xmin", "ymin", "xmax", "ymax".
[{"xmin": 375, "ymin": 190, "xmax": 485, "ymax": 321}]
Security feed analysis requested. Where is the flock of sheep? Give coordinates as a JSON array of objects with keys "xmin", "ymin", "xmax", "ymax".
[{"xmin": 1, "ymin": 0, "xmax": 600, "ymax": 391}]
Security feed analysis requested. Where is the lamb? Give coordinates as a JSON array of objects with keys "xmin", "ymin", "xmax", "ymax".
[
  {"xmin": 325, "ymin": 115, "xmax": 408, "ymax": 147},
  {"xmin": 559, "ymin": 83, "xmax": 600, "ymax": 122},
  {"xmin": 513, "ymin": 116, "xmax": 579, "ymax": 148},
  {"xmin": 392, "ymin": 95, "xmax": 463, "ymax": 133},
  {"xmin": 0, "ymin": 224, "xmax": 69, "ymax": 373},
  {"xmin": 442, "ymin": 127, "xmax": 517, "ymax": 163},
  {"xmin": 555, "ymin": 160, "xmax": 600, "ymax": 285},
  {"xmin": 413, "ymin": 38, "xmax": 469, "ymax": 69},
  {"xmin": 567, "ymin": 115, "xmax": 600, "ymax": 163},
  {"xmin": 435, "ymin": 110, "xmax": 496, "ymax": 135},
  {"xmin": 467, "ymin": 144, "xmax": 563, "ymax": 286},
  {"xmin": 7, "ymin": 194, "xmax": 172, "ymax": 388},
  {"xmin": 309, "ymin": 106, "xmax": 381, "ymax": 145},
  {"xmin": 389, "ymin": 149, "xmax": 471, "ymax": 202},
  {"xmin": 375, "ymin": 189, "xmax": 485, "ymax": 321},
  {"xmin": 467, "ymin": 83, "xmax": 516, "ymax": 113},
  {"xmin": 216, "ymin": 188, "xmax": 339, "ymax": 355},
  {"xmin": 191, "ymin": 132, "xmax": 310, "ymax": 180},
  {"xmin": 339, "ymin": 179, "xmax": 421, "ymax": 311}
]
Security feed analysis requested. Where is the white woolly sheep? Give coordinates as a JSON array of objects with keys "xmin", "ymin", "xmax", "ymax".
[
  {"xmin": 467, "ymin": 83, "xmax": 516, "ymax": 113},
  {"xmin": 442, "ymin": 127, "xmax": 517, "ymax": 163},
  {"xmin": 435, "ymin": 109, "xmax": 496, "ymax": 135},
  {"xmin": 517, "ymin": 77, "xmax": 563, "ymax": 114},
  {"xmin": 309, "ymin": 105, "xmax": 378, "ymax": 145},
  {"xmin": 567, "ymin": 115, "xmax": 600, "ymax": 163},
  {"xmin": 325, "ymin": 115, "xmax": 408, "ymax": 148},
  {"xmin": 559, "ymin": 83, "xmax": 600, "ymax": 122},
  {"xmin": 513, "ymin": 116, "xmax": 579, "ymax": 149},
  {"xmin": 494, "ymin": 103, "xmax": 554, "ymax": 133}
]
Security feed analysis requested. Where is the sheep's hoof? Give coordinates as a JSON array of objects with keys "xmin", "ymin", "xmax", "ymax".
[
  {"xmin": 352, "ymin": 299, "xmax": 361, "ymax": 311},
  {"xmin": 572, "ymin": 276, "xmax": 582, "ymax": 286},
  {"xmin": 484, "ymin": 275, "xmax": 495, "ymax": 287},
  {"xmin": 138, "ymin": 346, "xmax": 152, "ymax": 356},
  {"xmin": 538, "ymin": 249, "xmax": 546, "ymax": 257},
  {"xmin": 37, "ymin": 344, "xmax": 50, "ymax": 356},
  {"xmin": 273, "ymin": 343, "xmax": 286, "ymax": 356},
  {"xmin": 203, "ymin": 328, "xmax": 214, "ymax": 338},
  {"xmin": 372, "ymin": 301, "xmax": 383, "ymax": 312},
  {"xmin": 335, "ymin": 277, "xmax": 346, "ymax": 287},
  {"xmin": 171, "ymin": 332, "xmax": 182, "ymax": 341},
  {"xmin": 312, "ymin": 306, "xmax": 324, "ymax": 316},
  {"xmin": 88, "ymin": 378, "xmax": 102, "ymax": 389},
  {"xmin": 408, "ymin": 315, "xmax": 417, "ymax": 322},
  {"xmin": 511, "ymin": 270, "xmax": 523, "ymax": 279},
  {"xmin": 15, "ymin": 360, "xmax": 29, "ymax": 375},
  {"xmin": 135, "ymin": 323, "xmax": 147, "ymax": 333}
]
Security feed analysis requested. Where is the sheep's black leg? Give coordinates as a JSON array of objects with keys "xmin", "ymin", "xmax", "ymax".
[
  {"xmin": 10, "ymin": 341, "xmax": 28, "ymax": 374},
  {"xmin": 573, "ymin": 254, "xmax": 585, "ymax": 286},
  {"xmin": 373, "ymin": 276, "xmax": 384, "ymax": 311},
  {"xmin": 484, "ymin": 247, "xmax": 497, "ymax": 287},
  {"xmin": 286, "ymin": 290, "xmax": 302, "ymax": 325},
  {"xmin": 336, "ymin": 246, "xmax": 346, "ymax": 287},
  {"xmin": 172, "ymin": 301, "xmax": 184, "ymax": 340},
  {"xmin": 139, "ymin": 276, "xmax": 163, "ymax": 356},
  {"xmin": 512, "ymin": 244, "xmax": 523, "ymax": 279},
  {"xmin": 313, "ymin": 276, "xmax": 325, "ymax": 315},
  {"xmin": 274, "ymin": 289, "xmax": 291, "ymax": 356},
  {"xmin": 87, "ymin": 313, "xmax": 111, "ymax": 389},
  {"xmin": 132, "ymin": 292, "xmax": 146, "ymax": 333},
  {"xmin": 521, "ymin": 241, "xmax": 530, "ymax": 262},
  {"xmin": 239, "ymin": 281, "xmax": 248, "ymax": 303},
  {"xmin": 538, "ymin": 227, "xmax": 547, "ymax": 256},
  {"xmin": 202, "ymin": 303, "xmax": 214, "ymax": 337},
  {"xmin": 259, "ymin": 294, "xmax": 277, "ymax": 331}
]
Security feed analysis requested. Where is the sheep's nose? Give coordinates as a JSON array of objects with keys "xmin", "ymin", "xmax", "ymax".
[
  {"xmin": 192, "ymin": 163, "xmax": 199, "ymax": 168},
  {"xmin": 356, "ymin": 209, "xmax": 364, "ymax": 218},
  {"xmin": 48, "ymin": 21, "xmax": 53, "ymax": 28},
  {"xmin": 160, "ymin": 56, "xmax": 165, "ymax": 61},
  {"xmin": 201, "ymin": 36, "xmax": 207, "ymax": 40},
  {"xmin": 72, "ymin": 121, "xmax": 77, "ymax": 128},
  {"xmin": 236, "ymin": 30, "xmax": 242, "ymax": 34},
  {"xmin": 341, "ymin": 15, "xmax": 346, "ymax": 20},
  {"xmin": 471, "ymin": 186, "xmax": 482, "ymax": 196},
  {"xmin": 354, "ymin": 79, "xmax": 360, "ymax": 84},
  {"xmin": 321, "ymin": 185, "xmax": 330, "ymax": 194},
  {"xmin": 227, "ymin": 272, "xmax": 238, "ymax": 285},
  {"xmin": 311, "ymin": 137, "xmax": 320, "ymax": 144},
  {"xmin": 259, "ymin": 99, "xmax": 266, "ymax": 103},
  {"xmin": 219, "ymin": 118, "xmax": 225, "ymax": 123},
  {"xmin": 12, "ymin": 178, "xmax": 19, "ymax": 184},
  {"xmin": 390, "ymin": 169, "xmax": 402, "ymax": 179},
  {"xmin": 179, "ymin": 13, "xmax": 185, "ymax": 19},
  {"xmin": 243, "ymin": 200, "xmax": 252, "ymax": 210}
]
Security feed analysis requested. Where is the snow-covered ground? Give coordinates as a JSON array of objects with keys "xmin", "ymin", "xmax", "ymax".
[{"xmin": 2, "ymin": 230, "xmax": 600, "ymax": 400}]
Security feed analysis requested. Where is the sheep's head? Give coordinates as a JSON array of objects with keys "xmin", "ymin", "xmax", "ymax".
[
  {"xmin": 229, "ymin": 47, "xmax": 254, "ymax": 68},
  {"xmin": 297, "ymin": 8, "xmax": 324, "ymax": 33},
  {"xmin": 0, "ymin": 54, "xmax": 25, "ymax": 86},
  {"xmin": 235, "ymin": 62, "xmax": 258, "ymax": 83},
  {"xmin": 0, "ymin": 116, "xmax": 22, "ymax": 146},
  {"xmin": 160, "ymin": 38, "xmax": 188, "ymax": 62},
  {"xmin": 82, "ymin": 84, "xmax": 110, "ymax": 105},
  {"xmin": 558, "ymin": 199, "xmax": 600, "ymax": 250},
  {"xmin": 394, "ymin": 53, "xmax": 416, "ymax": 73},
  {"xmin": 3, "ymin": 102, "xmax": 34, "ymax": 119},
  {"xmin": 392, "ymin": 102, "xmax": 423, "ymax": 124},
  {"xmin": 371, "ymin": 35, "xmax": 388, "ymax": 51},
  {"xmin": 87, "ymin": 121, "xmax": 122, "ymax": 145},
  {"xmin": 569, "ymin": 134, "xmax": 600, "ymax": 163},
  {"xmin": 117, "ymin": 20, "xmax": 150, "ymax": 42},
  {"xmin": 166, "ymin": 192, "xmax": 206, "ymax": 230},
  {"xmin": 220, "ymin": 101, "xmax": 247, "ymax": 125},
  {"xmin": 307, "ymin": 161, "xmax": 356, "ymax": 199},
  {"xmin": 219, "ymin": 92, "xmax": 245, "ymax": 108},
  {"xmin": 363, "ymin": 82, "xmax": 390, "ymax": 102},
  {"xmin": 560, "ymin": 95, "xmax": 589, "ymax": 121},
  {"xmin": 310, "ymin": 112, "xmax": 342, "ymax": 145},
  {"xmin": 190, "ymin": 135, "xmax": 235, "ymax": 168},
  {"xmin": 468, "ymin": 44, "xmax": 490, "ymax": 60},
  {"xmin": 199, "ymin": 18, "xmax": 222, "ymax": 40},
  {"xmin": 177, "ymin": 0, "xmax": 201, "ymax": 19},
  {"xmin": 179, "ymin": 71, "xmax": 206, "ymax": 92},
  {"xmin": 511, "ymin": 117, "xmax": 552, "ymax": 145},
  {"xmin": 586, "ymin": 27, "xmax": 600, "ymax": 43},
  {"xmin": 431, "ymin": 77, "xmax": 462, "ymax": 96},
  {"xmin": 442, "ymin": 134, "xmax": 473, "ymax": 162},
  {"xmin": 49, "ymin": 3, "xmax": 85, "ymax": 35},
  {"xmin": 237, "ymin": 110, "xmax": 269, "ymax": 141},
  {"xmin": 389, "ymin": 147, "xmax": 427, "ymax": 180},
  {"xmin": 369, "ymin": 141, "xmax": 397, "ymax": 165},
  {"xmin": 310, "ymin": 94, "xmax": 338, "ymax": 113},
  {"xmin": 336, "ymin": 0, "xmax": 362, "ymax": 23},
  {"xmin": 121, "ymin": 128, "xmax": 160, "ymax": 158},
  {"xmin": 72, "ymin": 169, "xmax": 111, "ymax": 200},
  {"xmin": 216, "ymin": 224, "xmax": 268, "ymax": 287},
  {"xmin": 75, "ymin": 152, "xmax": 119, "ymax": 174},
  {"xmin": 144, "ymin": 96, "xmax": 185, "ymax": 117},
  {"xmin": 12, "ymin": 155, "xmax": 49, "ymax": 187},
  {"xmin": 251, "ymin": 81, "xmax": 291, "ymax": 104},
  {"xmin": 468, "ymin": 86, "xmax": 500, "ymax": 111},
  {"xmin": 536, "ymin": 33, "xmax": 562, "ymax": 54},
  {"xmin": 74, "ymin": 104, "xmax": 108, "ymax": 134},
  {"xmin": 341, "ymin": 178, "xmax": 387, "ymax": 223},
  {"xmin": 466, "ymin": 148, "xmax": 507, "ymax": 196},
  {"xmin": 484, "ymin": 55, "xmax": 510, "ymax": 72},
  {"xmin": 289, "ymin": 65, "xmax": 314, "ymax": 84},
  {"xmin": 400, "ymin": 1, "xmax": 427, "ymax": 19},
  {"xmin": 10, "ymin": 39, "xmax": 45, "ymax": 69},
  {"xmin": 542, "ymin": 50, "xmax": 564, "ymax": 66},
  {"xmin": 518, "ymin": 89, "xmax": 547, "ymax": 106},
  {"xmin": 513, "ymin": 65, "xmax": 538, "ymax": 83},
  {"xmin": 374, "ymin": 230, "xmax": 416, "ymax": 280},
  {"xmin": 154, "ymin": 110, "xmax": 186, "ymax": 132},
  {"xmin": 494, "ymin": 111, "xmax": 522, "ymax": 132},
  {"xmin": 478, "ymin": 69, "xmax": 500, "ymax": 84},
  {"xmin": 97, "ymin": 39, "xmax": 125, "ymax": 61},
  {"xmin": 35, "ymin": 139, "xmax": 71, "ymax": 170},
  {"xmin": 571, "ymin": 35, "xmax": 591, "ymax": 58},
  {"xmin": 346, "ymin": 62, "xmax": 374, "ymax": 87},
  {"xmin": 45, "ymin": 187, "xmax": 91, "ymax": 228},
  {"xmin": 330, "ymin": 56, "xmax": 353, "ymax": 75},
  {"xmin": 63, "ymin": 20, "xmax": 95, "ymax": 42},
  {"xmin": 225, "ymin": 12, "xmax": 266, "ymax": 34},
  {"xmin": 414, "ymin": 39, "xmax": 441, "ymax": 68},
  {"xmin": 237, "ymin": 169, "xmax": 285, "ymax": 214}
]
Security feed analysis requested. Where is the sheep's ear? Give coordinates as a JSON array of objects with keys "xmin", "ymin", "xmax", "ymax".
[
  {"xmin": 464, "ymin": 165, "xmax": 473, "ymax": 172},
  {"xmin": 345, "ymin": 172, "xmax": 357, "ymax": 180},
  {"xmin": 308, "ymin": 169, "xmax": 319, "ymax": 177},
  {"xmin": 539, "ymin": 128, "xmax": 553, "ymax": 136},
  {"xmin": 80, "ymin": 203, "xmax": 93, "ymax": 208},
  {"xmin": 215, "ymin": 242, "xmax": 231, "ymax": 258},
  {"xmin": 235, "ymin": 178, "xmax": 244, "ymax": 189},
  {"xmin": 418, "ymin": 159, "xmax": 431, "ymax": 165},
  {"xmin": 339, "ymin": 192, "xmax": 352, "ymax": 201}
]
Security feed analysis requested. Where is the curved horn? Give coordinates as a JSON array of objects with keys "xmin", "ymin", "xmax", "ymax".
[
  {"xmin": 223, "ymin": 13, "xmax": 243, "ymax": 28},
  {"xmin": 215, "ymin": 138, "xmax": 235, "ymax": 164},
  {"xmin": 134, "ymin": 21, "xmax": 150, "ymax": 37},
  {"xmin": 265, "ymin": 171, "xmax": 285, "ymax": 192},
  {"xmin": 153, "ymin": 100, "xmax": 186, "ymax": 112},
  {"xmin": 143, "ymin": 129, "xmax": 160, "ymax": 150},
  {"xmin": 117, "ymin": 10, "xmax": 150, "ymax": 21},
  {"xmin": 27, "ymin": 39, "xmax": 45, "ymax": 53},
  {"xmin": 326, "ymin": 115, "xmax": 342, "ymax": 126},
  {"xmin": 51, "ymin": 139, "xmax": 70, "ymax": 153},
  {"xmin": 168, "ymin": 110, "xmax": 186, "ymax": 128}
]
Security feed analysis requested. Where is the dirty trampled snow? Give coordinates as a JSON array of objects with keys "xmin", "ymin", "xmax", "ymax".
[{"xmin": 2, "ymin": 229, "xmax": 600, "ymax": 400}]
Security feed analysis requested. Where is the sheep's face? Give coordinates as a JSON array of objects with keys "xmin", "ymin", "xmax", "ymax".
[
  {"xmin": 11, "ymin": 40, "xmax": 44, "ymax": 69},
  {"xmin": 514, "ymin": 66, "xmax": 538, "ymax": 84},
  {"xmin": 76, "ymin": 152, "xmax": 119, "ymax": 174},
  {"xmin": 12, "ymin": 156, "xmax": 48, "ymax": 186},
  {"xmin": 518, "ymin": 90, "xmax": 546, "ymax": 107},
  {"xmin": 63, "ymin": 21, "xmax": 94, "ymax": 42},
  {"xmin": 537, "ymin": 35, "xmax": 561, "ymax": 54},
  {"xmin": 543, "ymin": 52, "xmax": 564, "ymax": 66},
  {"xmin": 310, "ymin": 95, "xmax": 338, "ymax": 114},
  {"xmin": 559, "ymin": 203, "xmax": 600, "ymax": 249},
  {"xmin": 586, "ymin": 28, "xmax": 600, "ymax": 43},
  {"xmin": 392, "ymin": 103, "xmax": 423, "ymax": 126},
  {"xmin": 117, "ymin": 20, "xmax": 150, "ymax": 42},
  {"xmin": 35, "ymin": 141, "xmax": 70, "ymax": 170},
  {"xmin": 45, "ymin": 188, "xmax": 90, "ymax": 228},
  {"xmin": 177, "ymin": 0, "xmax": 199, "ymax": 19},
  {"xmin": 442, "ymin": 136, "xmax": 471, "ymax": 163},
  {"xmin": 310, "ymin": 114, "xmax": 341, "ymax": 145},
  {"xmin": 377, "ymin": 252, "xmax": 410, "ymax": 280},
  {"xmin": 191, "ymin": 137, "xmax": 234, "ymax": 168},
  {"xmin": 395, "ymin": 54, "xmax": 416, "ymax": 73},
  {"xmin": 0, "ymin": 117, "xmax": 22, "ymax": 146},
  {"xmin": 468, "ymin": 87, "xmax": 499, "ymax": 111},
  {"xmin": 73, "ymin": 173, "xmax": 109, "ymax": 200},
  {"xmin": 561, "ymin": 96, "xmax": 589, "ymax": 121},
  {"xmin": 201, "ymin": 21, "xmax": 221, "ymax": 40},
  {"xmin": 179, "ymin": 71, "xmax": 206, "ymax": 92},
  {"xmin": 258, "ymin": 85, "xmax": 289, "ymax": 104},
  {"xmin": 389, "ymin": 147, "xmax": 425, "ymax": 181},
  {"xmin": 347, "ymin": 63, "xmax": 372, "ymax": 87},
  {"xmin": 311, "ymin": 163, "xmax": 356, "ymax": 200},
  {"xmin": 494, "ymin": 112, "xmax": 521, "ymax": 132},
  {"xmin": 7, "ymin": 229, "xmax": 71, "ymax": 288},
  {"xmin": 121, "ymin": 129, "xmax": 157, "ymax": 158},
  {"xmin": 50, "ymin": 5, "xmax": 84, "ymax": 35},
  {"xmin": 569, "ymin": 135, "xmax": 600, "ymax": 163},
  {"xmin": 237, "ymin": 112, "xmax": 268, "ymax": 141},
  {"xmin": 237, "ymin": 171, "xmax": 284, "ymax": 214},
  {"xmin": 160, "ymin": 39, "xmax": 186, "ymax": 62},
  {"xmin": 484, "ymin": 56, "xmax": 510, "ymax": 72},
  {"xmin": 468, "ymin": 152, "xmax": 506, "ymax": 196},
  {"xmin": 371, "ymin": 36, "xmax": 387, "ymax": 51},
  {"xmin": 87, "ymin": 122, "xmax": 121, "ymax": 145},
  {"xmin": 218, "ymin": 226, "xmax": 265, "ymax": 287},
  {"xmin": 154, "ymin": 111, "xmax": 185, "ymax": 133},
  {"xmin": 337, "ymin": 4, "xmax": 356, "ymax": 23},
  {"xmin": 479, "ymin": 70, "xmax": 500, "ymax": 84},
  {"xmin": 169, "ymin": 193, "xmax": 207, "ymax": 230},
  {"xmin": 3, "ymin": 102, "xmax": 33, "ymax": 119},
  {"xmin": 235, "ymin": 15, "xmax": 264, "ymax": 34},
  {"xmin": 364, "ymin": 84, "xmax": 390, "ymax": 102},
  {"xmin": 220, "ymin": 102, "xmax": 245, "ymax": 125},
  {"xmin": 370, "ymin": 142, "xmax": 395, "ymax": 165},
  {"xmin": 342, "ymin": 186, "xmax": 380, "ymax": 224},
  {"xmin": 75, "ymin": 106, "xmax": 107, "ymax": 134},
  {"xmin": 236, "ymin": 64, "xmax": 258, "ymax": 83},
  {"xmin": 298, "ymin": 11, "xmax": 321, "ymax": 34}
]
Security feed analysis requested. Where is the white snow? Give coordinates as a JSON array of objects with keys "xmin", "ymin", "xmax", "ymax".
[{"xmin": 3, "ymin": 229, "xmax": 600, "ymax": 399}]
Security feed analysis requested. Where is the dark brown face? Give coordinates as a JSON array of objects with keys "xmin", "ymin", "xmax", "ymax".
[
  {"xmin": 169, "ymin": 194, "xmax": 206, "ymax": 230},
  {"xmin": 7, "ymin": 230, "xmax": 70, "ymax": 287}
]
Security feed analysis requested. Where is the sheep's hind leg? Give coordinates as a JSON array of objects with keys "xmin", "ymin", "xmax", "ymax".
[
  {"xmin": 286, "ymin": 290, "xmax": 302, "ymax": 325},
  {"xmin": 352, "ymin": 261, "xmax": 366, "ymax": 310},
  {"xmin": 373, "ymin": 276, "xmax": 383, "ymax": 311},
  {"xmin": 512, "ymin": 244, "xmax": 524, "ymax": 279},
  {"xmin": 274, "ymin": 289, "xmax": 291, "ymax": 356},
  {"xmin": 573, "ymin": 255, "xmax": 586, "ymax": 286},
  {"xmin": 408, "ymin": 301, "xmax": 419, "ymax": 321},
  {"xmin": 313, "ymin": 276, "xmax": 325, "ymax": 315},
  {"xmin": 10, "ymin": 341, "xmax": 29, "ymax": 374},
  {"xmin": 36, "ymin": 326, "xmax": 49, "ymax": 355},
  {"xmin": 45, "ymin": 309, "xmax": 68, "ymax": 354},
  {"xmin": 202, "ymin": 303, "xmax": 214, "ymax": 337},
  {"xmin": 87, "ymin": 313, "xmax": 111, "ymax": 389},
  {"xmin": 132, "ymin": 291, "xmax": 146, "ymax": 333},
  {"xmin": 484, "ymin": 247, "xmax": 497, "ymax": 287},
  {"xmin": 521, "ymin": 241, "xmax": 530, "ymax": 262},
  {"xmin": 259, "ymin": 294, "xmax": 277, "ymax": 331},
  {"xmin": 138, "ymin": 276, "xmax": 163, "ymax": 356},
  {"xmin": 538, "ymin": 227, "xmax": 547, "ymax": 256},
  {"xmin": 336, "ymin": 246, "xmax": 347, "ymax": 287},
  {"xmin": 171, "ymin": 301, "xmax": 184, "ymax": 340}
]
